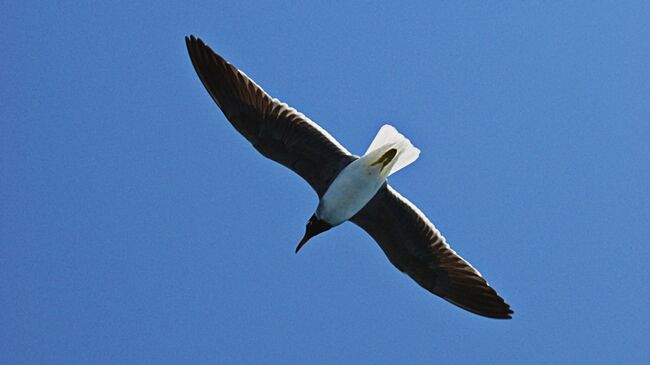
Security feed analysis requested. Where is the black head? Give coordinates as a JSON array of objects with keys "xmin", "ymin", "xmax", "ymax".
[{"xmin": 295, "ymin": 214, "xmax": 333, "ymax": 253}]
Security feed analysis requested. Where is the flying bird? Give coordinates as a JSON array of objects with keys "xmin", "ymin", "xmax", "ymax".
[{"xmin": 185, "ymin": 35, "xmax": 513, "ymax": 319}]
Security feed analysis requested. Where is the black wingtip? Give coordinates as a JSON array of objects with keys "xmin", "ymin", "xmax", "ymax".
[
  {"xmin": 185, "ymin": 35, "xmax": 203, "ymax": 48},
  {"xmin": 499, "ymin": 307, "xmax": 514, "ymax": 320},
  {"xmin": 441, "ymin": 291, "xmax": 514, "ymax": 319}
]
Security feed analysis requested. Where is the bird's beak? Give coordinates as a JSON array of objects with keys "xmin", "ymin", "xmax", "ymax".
[{"xmin": 295, "ymin": 231, "xmax": 313, "ymax": 253}]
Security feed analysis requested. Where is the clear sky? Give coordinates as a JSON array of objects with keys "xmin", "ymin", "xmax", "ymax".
[{"xmin": 2, "ymin": 1, "xmax": 648, "ymax": 364}]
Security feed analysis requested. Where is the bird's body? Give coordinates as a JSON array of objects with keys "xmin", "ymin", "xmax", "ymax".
[
  {"xmin": 317, "ymin": 152, "xmax": 388, "ymax": 226},
  {"xmin": 318, "ymin": 126, "xmax": 419, "ymax": 226},
  {"xmin": 185, "ymin": 35, "xmax": 513, "ymax": 319}
]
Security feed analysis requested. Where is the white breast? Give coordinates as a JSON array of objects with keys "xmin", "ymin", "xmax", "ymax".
[{"xmin": 316, "ymin": 149, "xmax": 390, "ymax": 226}]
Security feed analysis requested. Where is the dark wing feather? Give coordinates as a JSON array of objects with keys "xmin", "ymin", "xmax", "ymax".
[
  {"xmin": 351, "ymin": 185, "xmax": 513, "ymax": 319},
  {"xmin": 186, "ymin": 35, "xmax": 355, "ymax": 196}
]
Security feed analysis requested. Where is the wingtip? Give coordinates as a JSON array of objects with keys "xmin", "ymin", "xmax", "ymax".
[
  {"xmin": 496, "ymin": 305, "xmax": 514, "ymax": 319},
  {"xmin": 185, "ymin": 35, "xmax": 210, "ymax": 66},
  {"xmin": 498, "ymin": 307, "xmax": 514, "ymax": 320},
  {"xmin": 478, "ymin": 307, "xmax": 513, "ymax": 320},
  {"xmin": 185, "ymin": 34, "xmax": 202, "ymax": 46},
  {"xmin": 442, "ymin": 294, "xmax": 514, "ymax": 319},
  {"xmin": 482, "ymin": 308, "xmax": 514, "ymax": 320}
]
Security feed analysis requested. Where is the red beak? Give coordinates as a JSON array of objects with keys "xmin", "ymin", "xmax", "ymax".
[{"xmin": 295, "ymin": 232, "xmax": 312, "ymax": 253}]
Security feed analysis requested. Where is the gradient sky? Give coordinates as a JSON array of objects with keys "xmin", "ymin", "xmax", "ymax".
[{"xmin": 2, "ymin": 1, "xmax": 649, "ymax": 364}]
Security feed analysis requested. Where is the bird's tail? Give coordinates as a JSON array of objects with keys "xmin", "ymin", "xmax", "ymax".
[{"xmin": 364, "ymin": 124, "xmax": 420, "ymax": 176}]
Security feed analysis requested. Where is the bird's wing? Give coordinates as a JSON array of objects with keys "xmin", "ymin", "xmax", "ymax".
[
  {"xmin": 186, "ymin": 35, "xmax": 356, "ymax": 196},
  {"xmin": 350, "ymin": 185, "xmax": 513, "ymax": 319}
]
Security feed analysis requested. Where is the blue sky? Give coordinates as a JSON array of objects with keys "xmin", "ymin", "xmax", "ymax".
[{"xmin": 2, "ymin": 1, "xmax": 648, "ymax": 364}]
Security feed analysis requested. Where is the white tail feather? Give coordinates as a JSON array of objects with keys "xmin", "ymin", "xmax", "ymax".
[{"xmin": 365, "ymin": 124, "xmax": 420, "ymax": 176}]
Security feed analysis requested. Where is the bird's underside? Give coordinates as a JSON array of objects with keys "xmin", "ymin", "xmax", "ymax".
[{"xmin": 185, "ymin": 35, "xmax": 513, "ymax": 319}]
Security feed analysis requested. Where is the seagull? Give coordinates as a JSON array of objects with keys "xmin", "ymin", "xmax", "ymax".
[{"xmin": 185, "ymin": 35, "xmax": 513, "ymax": 319}]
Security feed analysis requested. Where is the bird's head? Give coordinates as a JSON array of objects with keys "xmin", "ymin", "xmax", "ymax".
[{"xmin": 295, "ymin": 214, "xmax": 333, "ymax": 253}]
